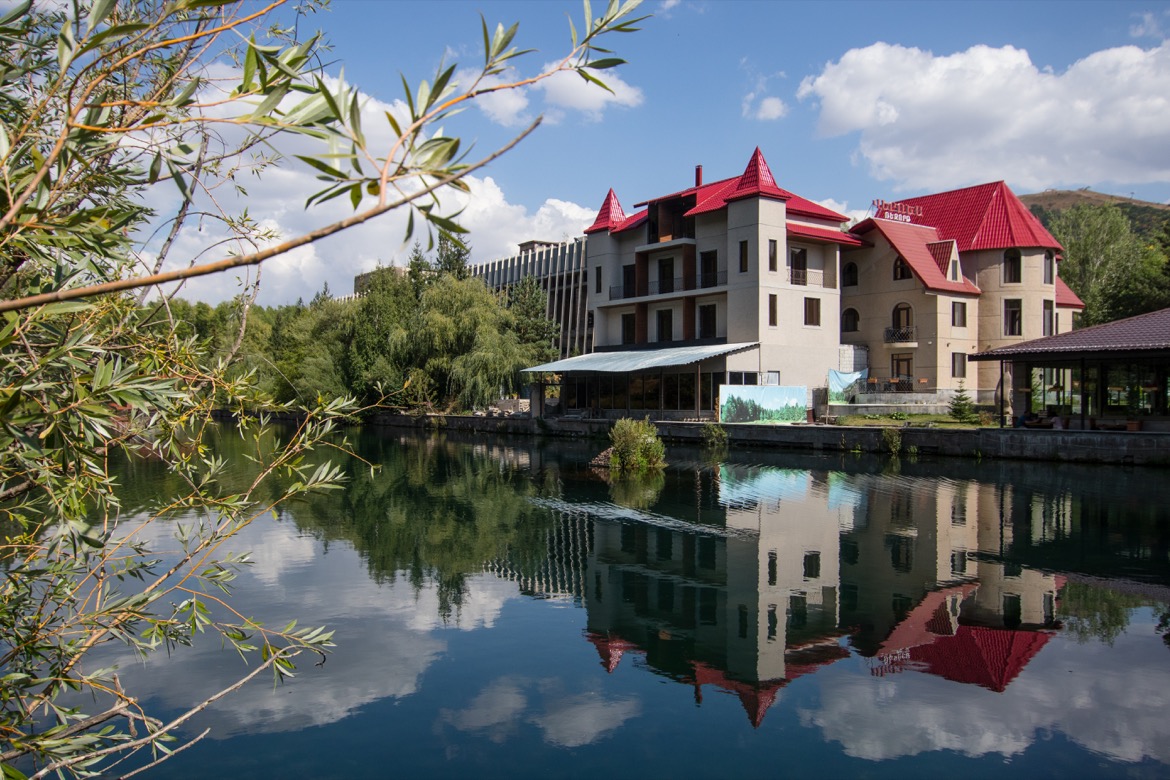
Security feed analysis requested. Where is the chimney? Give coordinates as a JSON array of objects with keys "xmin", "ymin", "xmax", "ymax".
[{"xmin": 695, "ymin": 165, "xmax": 703, "ymax": 187}]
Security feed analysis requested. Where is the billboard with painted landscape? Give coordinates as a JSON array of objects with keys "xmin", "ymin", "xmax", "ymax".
[{"xmin": 719, "ymin": 385, "xmax": 807, "ymax": 424}]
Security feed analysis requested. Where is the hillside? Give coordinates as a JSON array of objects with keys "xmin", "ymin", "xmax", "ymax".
[{"xmin": 1020, "ymin": 189, "xmax": 1170, "ymax": 237}]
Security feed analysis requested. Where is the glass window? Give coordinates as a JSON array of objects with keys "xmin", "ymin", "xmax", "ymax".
[
  {"xmin": 893, "ymin": 256, "xmax": 913, "ymax": 280},
  {"xmin": 803, "ymin": 552, "xmax": 821, "ymax": 579},
  {"xmin": 1004, "ymin": 249, "xmax": 1022, "ymax": 284},
  {"xmin": 1005, "ymin": 299, "xmax": 1022, "ymax": 336},
  {"xmin": 739, "ymin": 240, "xmax": 748, "ymax": 273},
  {"xmin": 699, "ymin": 304, "xmax": 716, "ymax": 339},
  {"xmin": 1044, "ymin": 250, "xmax": 1054, "ymax": 284},
  {"xmin": 594, "ymin": 265, "xmax": 601, "ymax": 294},
  {"xmin": 1043, "ymin": 299, "xmax": 1055, "ymax": 336},
  {"xmin": 804, "ymin": 297, "xmax": 820, "ymax": 326},
  {"xmin": 657, "ymin": 308, "xmax": 673, "ymax": 342},
  {"xmin": 952, "ymin": 352, "xmax": 967, "ymax": 378},
  {"xmin": 842, "ymin": 262, "xmax": 858, "ymax": 287},
  {"xmin": 952, "ymin": 301, "xmax": 967, "ymax": 328},
  {"xmin": 842, "ymin": 308, "xmax": 859, "ymax": 332},
  {"xmin": 768, "ymin": 294, "xmax": 778, "ymax": 326},
  {"xmin": 949, "ymin": 260, "xmax": 959, "ymax": 281},
  {"xmin": 768, "ymin": 239, "xmax": 778, "ymax": 272},
  {"xmin": 621, "ymin": 312, "xmax": 636, "ymax": 344}
]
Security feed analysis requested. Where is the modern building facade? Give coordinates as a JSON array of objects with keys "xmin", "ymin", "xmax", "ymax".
[{"xmin": 470, "ymin": 238, "xmax": 590, "ymax": 359}]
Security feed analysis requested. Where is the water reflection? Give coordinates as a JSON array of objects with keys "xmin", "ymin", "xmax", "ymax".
[{"xmin": 106, "ymin": 428, "xmax": 1170, "ymax": 776}]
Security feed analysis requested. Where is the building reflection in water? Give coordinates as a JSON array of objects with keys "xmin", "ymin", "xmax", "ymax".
[{"xmin": 521, "ymin": 462, "xmax": 1091, "ymax": 727}]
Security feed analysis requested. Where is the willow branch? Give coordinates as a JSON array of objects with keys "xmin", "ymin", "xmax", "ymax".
[{"xmin": 0, "ymin": 119, "xmax": 539, "ymax": 313}]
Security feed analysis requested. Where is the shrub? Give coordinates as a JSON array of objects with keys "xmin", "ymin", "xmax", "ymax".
[
  {"xmin": 701, "ymin": 422, "xmax": 728, "ymax": 449},
  {"xmin": 609, "ymin": 417, "xmax": 667, "ymax": 473},
  {"xmin": 882, "ymin": 426, "xmax": 903, "ymax": 456}
]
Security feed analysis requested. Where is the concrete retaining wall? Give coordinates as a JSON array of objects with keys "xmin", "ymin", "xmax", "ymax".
[{"xmin": 364, "ymin": 412, "xmax": 1170, "ymax": 466}]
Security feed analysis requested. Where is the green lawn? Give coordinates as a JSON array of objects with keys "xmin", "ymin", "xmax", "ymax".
[{"xmin": 832, "ymin": 412, "xmax": 995, "ymax": 429}]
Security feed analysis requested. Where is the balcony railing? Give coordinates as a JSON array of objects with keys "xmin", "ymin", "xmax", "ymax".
[
  {"xmin": 700, "ymin": 270, "xmax": 727, "ymax": 289},
  {"xmin": 859, "ymin": 375, "xmax": 932, "ymax": 393},
  {"xmin": 884, "ymin": 325, "xmax": 918, "ymax": 343},
  {"xmin": 789, "ymin": 268, "xmax": 824, "ymax": 286},
  {"xmin": 608, "ymin": 271, "xmax": 728, "ymax": 301}
]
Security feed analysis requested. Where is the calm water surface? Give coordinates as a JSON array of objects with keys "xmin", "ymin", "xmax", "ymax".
[{"xmin": 109, "ymin": 426, "xmax": 1170, "ymax": 779}]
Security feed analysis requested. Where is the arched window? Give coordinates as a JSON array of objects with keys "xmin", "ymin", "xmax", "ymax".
[
  {"xmin": 843, "ymin": 262, "xmax": 859, "ymax": 287},
  {"xmin": 893, "ymin": 256, "xmax": 913, "ymax": 281},
  {"xmin": 892, "ymin": 303, "xmax": 913, "ymax": 328},
  {"xmin": 1043, "ymin": 250, "xmax": 1054, "ymax": 284},
  {"xmin": 841, "ymin": 308, "xmax": 860, "ymax": 332},
  {"xmin": 1004, "ymin": 249, "xmax": 1022, "ymax": 283}
]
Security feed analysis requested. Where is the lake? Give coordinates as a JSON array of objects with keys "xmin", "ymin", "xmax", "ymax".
[{"xmin": 105, "ymin": 425, "xmax": 1170, "ymax": 779}]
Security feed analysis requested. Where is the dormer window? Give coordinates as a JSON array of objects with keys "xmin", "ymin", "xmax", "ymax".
[
  {"xmin": 949, "ymin": 260, "xmax": 959, "ymax": 281},
  {"xmin": 893, "ymin": 256, "xmax": 913, "ymax": 281}
]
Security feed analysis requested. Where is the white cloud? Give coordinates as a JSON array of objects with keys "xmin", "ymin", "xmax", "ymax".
[
  {"xmin": 796, "ymin": 41, "xmax": 1170, "ymax": 193},
  {"xmin": 816, "ymin": 198, "xmax": 869, "ymax": 226},
  {"xmin": 459, "ymin": 67, "xmax": 534, "ymax": 128},
  {"xmin": 1131, "ymin": 10, "xmax": 1170, "ymax": 39},
  {"xmin": 533, "ymin": 65, "xmax": 644, "ymax": 123},
  {"xmin": 531, "ymin": 691, "xmax": 641, "ymax": 747}
]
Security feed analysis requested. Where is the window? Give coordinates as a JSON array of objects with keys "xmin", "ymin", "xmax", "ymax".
[
  {"xmin": 1044, "ymin": 250, "xmax": 1054, "ymax": 284},
  {"xmin": 768, "ymin": 239, "xmax": 777, "ymax": 272},
  {"xmin": 803, "ymin": 552, "xmax": 821, "ymax": 580},
  {"xmin": 1043, "ymin": 299, "xmax": 1055, "ymax": 336},
  {"xmin": 1004, "ymin": 249, "xmax": 1022, "ymax": 284},
  {"xmin": 621, "ymin": 312, "xmax": 636, "ymax": 344},
  {"xmin": 1005, "ymin": 299, "xmax": 1022, "ymax": 336},
  {"xmin": 790, "ymin": 248, "xmax": 808, "ymax": 285},
  {"xmin": 804, "ymin": 297, "xmax": 820, "ymax": 326},
  {"xmin": 843, "ymin": 262, "xmax": 858, "ymax": 287},
  {"xmin": 949, "ymin": 259, "xmax": 959, "ymax": 281},
  {"xmin": 893, "ymin": 302, "xmax": 913, "ymax": 329},
  {"xmin": 739, "ymin": 240, "xmax": 748, "ymax": 273},
  {"xmin": 658, "ymin": 257, "xmax": 675, "ymax": 294},
  {"xmin": 893, "ymin": 256, "xmax": 913, "ymax": 280},
  {"xmin": 594, "ymin": 265, "xmax": 602, "ymax": 294},
  {"xmin": 656, "ymin": 308, "xmax": 673, "ymax": 342},
  {"xmin": 892, "ymin": 353, "xmax": 913, "ymax": 381},
  {"xmin": 763, "ymin": 371, "xmax": 780, "ymax": 385},
  {"xmin": 768, "ymin": 294, "xmax": 778, "ymax": 326},
  {"xmin": 768, "ymin": 550, "xmax": 777, "ymax": 586},
  {"xmin": 700, "ymin": 250, "xmax": 718, "ymax": 288},
  {"xmin": 727, "ymin": 371, "xmax": 758, "ymax": 385},
  {"xmin": 841, "ymin": 308, "xmax": 860, "ymax": 332},
  {"xmin": 699, "ymin": 304, "xmax": 717, "ymax": 339},
  {"xmin": 952, "ymin": 352, "xmax": 967, "ymax": 379},
  {"xmin": 952, "ymin": 301, "xmax": 967, "ymax": 328}
]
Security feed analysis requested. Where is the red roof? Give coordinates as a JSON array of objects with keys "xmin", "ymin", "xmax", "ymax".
[
  {"xmin": 974, "ymin": 305, "xmax": 1170, "ymax": 359},
  {"xmin": 585, "ymin": 631, "xmax": 643, "ymax": 673},
  {"xmin": 788, "ymin": 223, "xmax": 868, "ymax": 247},
  {"xmin": 851, "ymin": 218, "xmax": 981, "ymax": 296},
  {"xmin": 585, "ymin": 189, "xmax": 628, "ymax": 235},
  {"xmin": 616, "ymin": 149, "xmax": 848, "ymax": 226},
  {"xmin": 909, "ymin": 625, "xmax": 1053, "ymax": 693},
  {"xmin": 883, "ymin": 181, "xmax": 1062, "ymax": 253},
  {"xmin": 1056, "ymin": 277, "xmax": 1085, "ymax": 309}
]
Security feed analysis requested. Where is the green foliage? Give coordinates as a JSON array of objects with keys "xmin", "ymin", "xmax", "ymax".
[
  {"xmin": 608, "ymin": 417, "xmax": 666, "ymax": 474},
  {"xmin": 0, "ymin": 0, "xmax": 645, "ymax": 774},
  {"xmin": 701, "ymin": 422, "xmax": 728, "ymax": 449},
  {"xmin": 949, "ymin": 381, "xmax": 979, "ymax": 424},
  {"xmin": 881, "ymin": 427, "xmax": 903, "ymax": 457},
  {"xmin": 1049, "ymin": 204, "xmax": 1170, "ymax": 326},
  {"xmin": 1057, "ymin": 580, "xmax": 1147, "ymax": 646}
]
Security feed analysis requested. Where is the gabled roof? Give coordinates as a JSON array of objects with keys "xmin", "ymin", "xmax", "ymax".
[
  {"xmin": 619, "ymin": 149, "xmax": 848, "ymax": 225},
  {"xmin": 972, "ymin": 306, "xmax": 1170, "ymax": 361},
  {"xmin": 851, "ymin": 218, "xmax": 980, "ymax": 295},
  {"xmin": 884, "ymin": 181, "xmax": 1062, "ymax": 253},
  {"xmin": 910, "ymin": 625, "xmax": 1053, "ymax": 693},
  {"xmin": 1056, "ymin": 278, "xmax": 1085, "ymax": 309},
  {"xmin": 788, "ymin": 223, "xmax": 868, "ymax": 247}
]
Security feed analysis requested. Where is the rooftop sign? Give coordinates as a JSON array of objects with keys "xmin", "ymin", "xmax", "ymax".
[{"xmin": 873, "ymin": 199, "xmax": 923, "ymax": 224}]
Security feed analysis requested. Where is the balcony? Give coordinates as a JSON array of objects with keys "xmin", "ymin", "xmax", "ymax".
[
  {"xmin": 789, "ymin": 268, "xmax": 825, "ymax": 286},
  {"xmin": 608, "ymin": 271, "xmax": 727, "ymax": 301},
  {"xmin": 884, "ymin": 325, "xmax": 918, "ymax": 343}
]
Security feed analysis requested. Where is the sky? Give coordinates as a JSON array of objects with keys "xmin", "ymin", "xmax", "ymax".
[{"xmin": 159, "ymin": 0, "xmax": 1170, "ymax": 305}]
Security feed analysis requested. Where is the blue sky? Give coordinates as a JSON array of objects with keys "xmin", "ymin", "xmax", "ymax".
[{"xmin": 166, "ymin": 0, "xmax": 1170, "ymax": 304}]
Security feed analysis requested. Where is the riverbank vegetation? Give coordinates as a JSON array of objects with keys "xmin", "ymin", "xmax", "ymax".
[{"xmin": 0, "ymin": 0, "xmax": 644, "ymax": 776}]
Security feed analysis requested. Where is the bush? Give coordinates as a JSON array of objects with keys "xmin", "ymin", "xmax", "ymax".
[
  {"xmin": 701, "ymin": 422, "xmax": 728, "ymax": 449},
  {"xmin": 609, "ymin": 417, "xmax": 667, "ymax": 473},
  {"xmin": 882, "ymin": 426, "xmax": 903, "ymax": 456}
]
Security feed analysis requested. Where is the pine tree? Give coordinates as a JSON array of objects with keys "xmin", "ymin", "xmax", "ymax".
[{"xmin": 949, "ymin": 381, "xmax": 978, "ymax": 424}]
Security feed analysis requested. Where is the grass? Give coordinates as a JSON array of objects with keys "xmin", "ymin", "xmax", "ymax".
[{"xmin": 835, "ymin": 413, "xmax": 994, "ymax": 429}]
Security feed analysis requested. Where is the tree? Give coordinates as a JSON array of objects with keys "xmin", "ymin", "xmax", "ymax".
[
  {"xmin": 949, "ymin": 381, "xmax": 978, "ymax": 424},
  {"xmin": 0, "ymin": 0, "xmax": 644, "ymax": 775},
  {"xmin": 1050, "ymin": 204, "xmax": 1170, "ymax": 326},
  {"xmin": 508, "ymin": 275, "xmax": 561, "ymax": 366},
  {"xmin": 436, "ymin": 233, "xmax": 472, "ymax": 280}
]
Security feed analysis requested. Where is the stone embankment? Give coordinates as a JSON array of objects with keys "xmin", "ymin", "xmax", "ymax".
[{"xmin": 365, "ymin": 412, "xmax": 1170, "ymax": 466}]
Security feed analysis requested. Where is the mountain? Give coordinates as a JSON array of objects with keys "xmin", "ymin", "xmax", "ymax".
[{"xmin": 1019, "ymin": 189, "xmax": 1170, "ymax": 238}]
